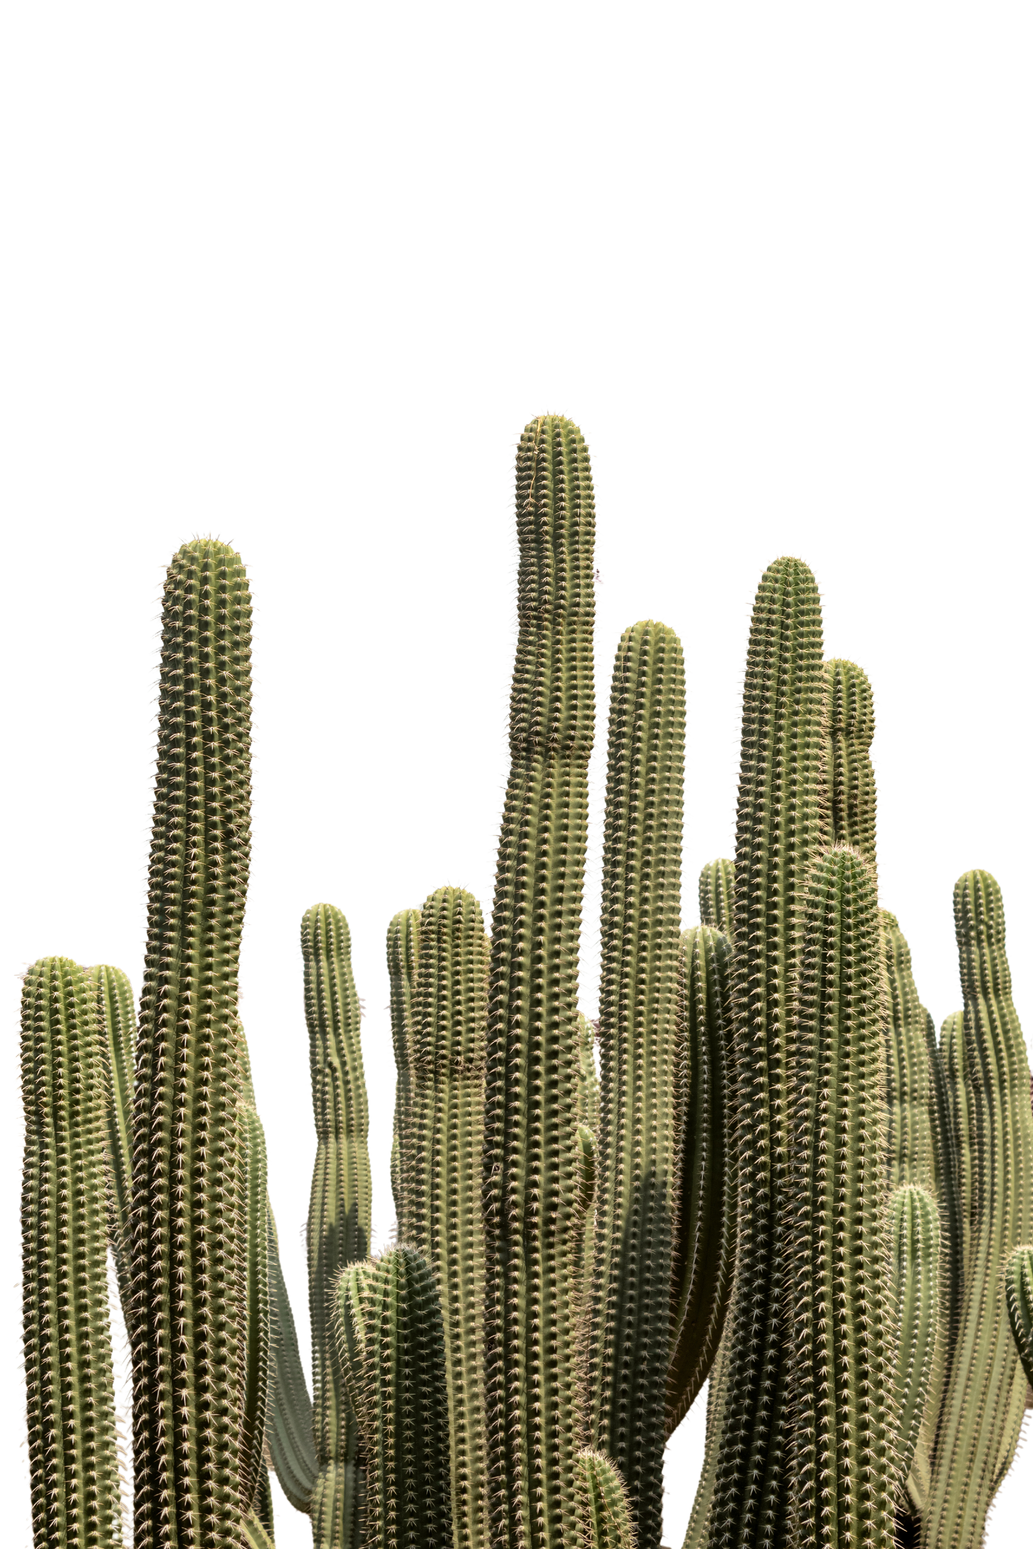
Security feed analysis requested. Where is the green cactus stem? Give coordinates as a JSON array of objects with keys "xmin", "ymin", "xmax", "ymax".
[
  {"xmin": 303, "ymin": 902, "xmax": 371, "ymax": 1549},
  {"xmin": 666, "ymin": 924, "xmax": 734, "ymax": 1437},
  {"xmin": 21, "ymin": 956, "xmax": 123, "ymax": 1549},
  {"xmin": 888, "ymin": 1185, "xmax": 940, "ymax": 1495},
  {"xmin": 584, "ymin": 619, "xmax": 684, "ymax": 1549},
  {"xmin": 407, "ymin": 885, "xmax": 490, "ymax": 1549},
  {"xmin": 698, "ymin": 860, "xmax": 733, "ymax": 935},
  {"xmin": 708, "ymin": 556, "xmax": 825, "ymax": 1549},
  {"xmin": 387, "ymin": 908, "xmax": 420, "ymax": 1237},
  {"xmin": 267, "ymin": 1212, "xmax": 317, "ymax": 1513},
  {"xmin": 337, "ymin": 1248, "xmax": 452, "ymax": 1549},
  {"xmin": 574, "ymin": 1453, "xmax": 636, "ymax": 1549},
  {"xmin": 784, "ymin": 847, "xmax": 895, "ymax": 1549},
  {"xmin": 821, "ymin": 659, "xmax": 877, "ymax": 880},
  {"xmin": 923, "ymin": 872, "xmax": 1033, "ymax": 1548},
  {"xmin": 578, "ymin": 1013, "xmax": 600, "ymax": 1134},
  {"xmin": 240, "ymin": 1101, "xmax": 271, "ymax": 1518},
  {"xmin": 89, "ymin": 963, "xmax": 135, "ymax": 1300},
  {"xmin": 481, "ymin": 415, "xmax": 595, "ymax": 1549},
  {"xmin": 881, "ymin": 914, "xmax": 937, "ymax": 1196},
  {"xmin": 129, "ymin": 538, "xmax": 252, "ymax": 1549},
  {"xmin": 1005, "ymin": 1245, "xmax": 1033, "ymax": 1389}
]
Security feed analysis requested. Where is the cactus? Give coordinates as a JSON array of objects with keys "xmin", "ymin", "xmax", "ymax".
[
  {"xmin": 784, "ymin": 846, "xmax": 895, "ymax": 1549},
  {"xmin": 575, "ymin": 1452, "xmax": 636, "ymax": 1549},
  {"xmin": 267, "ymin": 1212, "xmax": 318, "ymax": 1513},
  {"xmin": 21, "ymin": 956, "xmax": 123, "ymax": 1549},
  {"xmin": 698, "ymin": 859, "xmax": 733, "ymax": 935},
  {"xmin": 922, "ymin": 872, "xmax": 1033, "ymax": 1547},
  {"xmin": 128, "ymin": 538, "xmax": 253, "ymax": 1549},
  {"xmin": 584, "ymin": 619, "xmax": 685, "ymax": 1549},
  {"xmin": 666, "ymin": 924, "xmax": 734, "ymax": 1436},
  {"xmin": 821, "ymin": 659, "xmax": 877, "ymax": 879},
  {"xmin": 1005, "ymin": 1245, "xmax": 1033, "ymax": 1388},
  {"xmin": 336, "ymin": 1247, "xmax": 453, "ymax": 1549},
  {"xmin": 388, "ymin": 908, "xmax": 420, "ymax": 1237},
  {"xmin": 707, "ymin": 556, "xmax": 826, "ymax": 1549},
  {"xmin": 881, "ymin": 915, "xmax": 938, "ymax": 1197},
  {"xmin": 407, "ymin": 885, "xmax": 490, "ymax": 1549},
  {"xmin": 90, "ymin": 963, "xmax": 135, "ymax": 1303},
  {"xmin": 303, "ymin": 902, "xmax": 372, "ymax": 1549},
  {"xmin": 481, "ymin": 414, "xmax": 595, "ymax": 1549},
  {"xmin": 888, "ymin": 1185, "xmax": 940, "ymax": 1494}
]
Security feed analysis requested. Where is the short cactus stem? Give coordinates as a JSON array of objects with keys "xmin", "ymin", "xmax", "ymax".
[
  {"xmin": 697, "ymin": 859, "xmax": 733, "ymax": 935},
  {"xmin": 574, "ymin": 1452, "xmax": 636, "ymax": 1549},
  {"xmin": 821, "ymin": 659, "xmax": 877, "ymax": 880}
]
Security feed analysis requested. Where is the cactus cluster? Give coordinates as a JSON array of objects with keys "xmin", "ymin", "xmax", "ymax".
[{"xmin": 20, "ymin": 417, "xmax": 1033, "ymax": 1549}]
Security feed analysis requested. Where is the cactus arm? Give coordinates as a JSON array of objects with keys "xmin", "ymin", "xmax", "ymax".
[
  {"xmin": 923, "ymin": 872, "xmax": 1033, "ymax": 1547},
  {"xmin": 408, "ymin": 886, "xmax": 490, "ymax": 1549},
  {"xmin": 303, "ymin": 902, "xmax": 371, "ymax": 1549},
  {"xmin": 240, "ymin": 1102, "xmax": 272, "ymax": 1516},
  {"xmin": 881, "ymin": 915, "xmax": 937, "ymax": 1197},
  {"xmin": 583, "ymin": 619, "xmax": 684, "ymax": 1549},
  {"xmin": 698, "ymin": 859, "xmax": 734, "ymax": 935},
  {"xmin": 481, "ymin": 415, "xmax": 595, "ymax": 1549},
  {"xmin": 243, "ymin": 1514, "xmax": 276, "ymax": 1549},
  {"xmin": 89, "ymin": 963, "xmax": 135, "ymax": 1298},
  {"xmin": 574, "ymin": 1452, "xmax": 636, "ymax": 1549},
  {"xmin": 888, "ymin": 1185, "xmax": 940, "ymax": 1492},
  {"xmin": 821, "ymin": 659, "xmax": 877, "ymax": 879},
  {"xmin": 666, "ymin": 925, "xmax": 734, "ymax": 1436},
  {"xmin": 387, "ymin": 908, "xmax": 420, "ymax": 1239},
  {"xmin": 1006, "ymin": 1245, "xmax": 1033, "ymax": 1388},
  {"xmin": 266, "ymin": 1211, "xmax": 317, "ymax": 1513},
  {"xmin": 21, "ymin": 956, "xmax": 124, "ymax": 1549},
  {"xmin": 577, "ymin": 1013, "xmax": 600, "ymax": 1134}
]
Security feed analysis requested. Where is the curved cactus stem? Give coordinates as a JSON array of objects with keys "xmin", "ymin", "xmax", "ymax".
[
  {"xmin": 821, "ymin": 659, "xmax": 877, "ymax": 881},
  {"xmin": 666, "ymin": 925, "xmax": 735, "ymax": 1436},
  {"xmin": 21, "ymin": 956, "xmax": 124, "ymax": 1549},
  {"xmin": 784, "ymin": 847, "xmax": 895, "ymax": 1549},
  {"xmin": 241, "ymin": 1101, "xmax": 272, "ymax": 1515},
  {"xmin": 338, "ymin": 1248, "xmax": 452, "ymax": 1549},
  {"xmin": 881, "ymin": 914, "xmax": 937, "ymax": 1197},
  {"xmin": 89, "ymin": 963, "xmax": 135, "ymax": 1303},
  {"xmin": 482, "ymin": 415, "xmax": 595, "ymax": 1549},
  {"xmin": 387, "ymin": 908, "xmax": 420, "ymax": 1239},
  {"xmin": 698, "ymin": 860, "xmax": 733, "ymax": 935},
  {"xmin": 303, "ymin": 902, "xmax": 371, "ymax": 1549},
  {"xmin": 575, "ymin": 1451, "xmax": 636, "ymax": 1549},
  {"xmin": 923, "ymin": 872, "xmax": 1033, "ymax": 1548},
  {"xmin": 266, "ymin": 1211, "xmax": 317, "ymax": 1513},
  {"xmin": 244, "ymin": 1513, "xmax": 276, "ymax": 1549},
  {"xmin": 1005, "ymin": 1245, "xmax": 1033, "ymax": 1388},
  {"xmin": 888, "ymin": 1185, "xmax": 940, "ymax": 1498}
]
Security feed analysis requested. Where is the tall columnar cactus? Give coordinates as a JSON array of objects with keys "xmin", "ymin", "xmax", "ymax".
[
  {"xmin": 784, "ymin": 846, "xmax": 895, "ymax": 1549},
  {"xmin": 666, "ymin": 923, "xmax": 734, "ymax": 1437},
  {"xmin": 888, "ymin": 1185, "xmax": 940, "ymax": 1495},
  {"xmin": 821, "ymin": 659, "xmax": 877, "ymax": 879},
  {"xmin": 707, "ymin": 556, "xmax": 825, "ymax": 1549},
  {"xmin": 21, "ymin": 956, "xmax": 123, "ymax": 1549},
  {"xmin": 267, "ymin": 1212, "xmax": 318, "ymax": 1514},
  {"xmin": 407, "ymin": 885, "xmax": 490, "ymax": 1549},
  {"xmin": 923, "ymin": 872, "xmax": 1033, "ymax": 1548},
  {"xmin": 481, "ymin": 415, "xmax": 595, "ymax": 1549},
  {"xmin": 90, "ymin": 963, "xmax": 135, "ymax": 1302},
  {"xmin": 129, "ymin": 538, "xmax": 253, "ymax": 1549},
  {"xmin": 303, "ymin": 902, "xmax": 372, "ymax": 1549},
  {"xmin": 574, "ymin": 1453, "xmax": 636, "ymax": 1549},
  {"xmin": 388, "ymin": 908, "xmax": 420, "ymax": 1236},
  {"xmin": 584, "ymin": 619, "xmax": 685, "ymax": 1549},
  {"xmin": 336, "ymin": 1247, "xmax": 453, "ymax": 1549},
  {"xmin": 698, "ymin": 858, "xmax": 733, "ymax": 935}
]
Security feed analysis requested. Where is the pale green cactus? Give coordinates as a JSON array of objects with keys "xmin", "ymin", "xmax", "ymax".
[
  {"xmin": 1005, "ymin": 1245, "xmax": 1033, "ymax": 1389},
  {"xmin": 387, "ymin": 908, "xmax": 420, "ymax": 1237},
  {"xmin": 888, "ymin": 1185, "xmax": 940, "ymax": 1496},
  {"xmin": 575, "ymin": 1452, "xmax": 636, "ymax": 1549},
  {"xmin": 697, "ymin": 859, "xmax": 733, "ymax": 936}
]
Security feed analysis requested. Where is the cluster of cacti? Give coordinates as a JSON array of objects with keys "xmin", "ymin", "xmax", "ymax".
[{"xmin": 20, "ymin": 415, "xmax": 1033, "ymax": 1549}]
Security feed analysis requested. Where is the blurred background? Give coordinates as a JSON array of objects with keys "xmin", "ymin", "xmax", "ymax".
[{"xmin": 4, "ymin": 418, "xmax": 1028, "ymax": 1542}]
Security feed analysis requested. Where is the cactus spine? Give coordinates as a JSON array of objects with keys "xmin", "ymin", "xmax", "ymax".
[
  {"xmin": 129, "ymin": 538, "xmax": 252, "ymax": 1549},
  {"xmin": 574, "ymin": 1453, "xmax": 636, "ymax": 1549},
  {"xmin": 923, "ymin": 872, "xmax": 1033, "ymax": 1547},
  {"xmin": 784, "ymin": 846, "xmax": 895, "ymax": 1549},
  {"xmin": 666, "ymin": 923, "xmax": 734, "ymax": 1436},
  {"xmin": 407, "ymin": 886, "xmax": 490, "ymax": 1549},
  {"xmin": 303, "ymin": 902, "xmax": 371, "ymax": 1549},
  {"xmin": 21, "ymin": 956, "xmax": 123, "ymax": 1549},
  {"xmin": 708, "ymin": 557, "xmax": 825, "ymax": 1549},
  {"xmin": 584, "ymin": 619, "xmax": 684, "ymax": 1549},
  {"xmin": 481, "ymin": 415, "xmax": 595, "ymax": 1549}
]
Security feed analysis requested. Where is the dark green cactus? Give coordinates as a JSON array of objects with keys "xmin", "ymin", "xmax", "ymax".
[
  {"xmin": 337, "ymin": 1247, "xmax": 453, "ymax": 1549},
  {"xmin": 241, "ymin": 1099, "xmax": 272, "ymax": 1517},
  {"xmin": 481, "ymin": 415, "xmax": 595, "ymax": 1549},
  {"xmin": 888, "ymin": 1185, "xmax": 940, "ymax": 1494},
  {"xmin": 1005, "ymin": 1245, "xmax": 1033, "ymax": 1389},
  {"xmin": 584, "ymin": 619, "xmax": 685, "ymax": 1549},
  {"xmin": 923, "ymin": 872, "xmax": 1033, "ymax": 1547},
  {"xmin": 784, "ymin": 846, "xmax": 895, "ymax": 1549},
  {"xmin": 21, "ymin": 956, "xmax": 123, "ymax": 1549},
  {"xmin": 821, "ymin": 659, "xmax": 877, "ymax": 879},
  {"xmin": 698, "ymin": 859, "xmax": 733, "ymax": 935},
  {"xmin": 267, "ymin": 1212, "xmax": 318, "ymax": 1513},
  {"xmin": 407, "ymin": 885, "xmax": 490, "ymax": 1549},
  {"xmin": 303, "ymin": 902, "xmax": 372, "ymax": 1549},
  {"xmin": 129, "ymin": 538, "xmax": 253, "ymax": 1549},
  {"xmin": 575, "ymin": 1452, "xmax": 636, "ymax": 1549},
  {"xmin": 708, "ymin": 556, "xmax": 826, "ymax": 1549},
  {"xmin": 666, "ymin": 924, "xmax": 734, "ymax": 1436},
  {"xmin": 90, "ymin": 963, "xmax": 135, "ymax": 1302},
  {"xmin": 388, "ymin": 908, "xmax": 420, "ymax": 1237}
]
